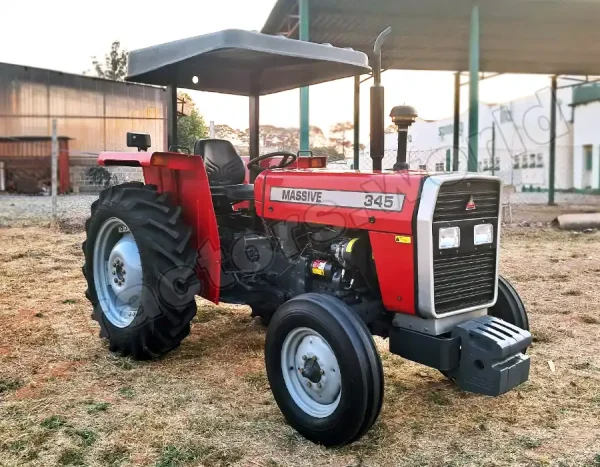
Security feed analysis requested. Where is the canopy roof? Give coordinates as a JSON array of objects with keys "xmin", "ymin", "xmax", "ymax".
[
  {"xmin": 126, "ymin": 29, "xmax": 370, "ymax": 95},
  {"xmin": 263, "ymin": 0, "xmax": 600, "ymax": 76}
]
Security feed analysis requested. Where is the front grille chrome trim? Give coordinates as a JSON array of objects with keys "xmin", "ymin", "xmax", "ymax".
[{"xmin": 416, "ymin": 174, "xmax": 503, "ymax": 319}]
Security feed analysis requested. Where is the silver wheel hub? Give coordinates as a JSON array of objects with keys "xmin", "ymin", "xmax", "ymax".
[
  {"xmin": 93, "ymin": 218, "xmax": 143, "ymax": 328},
  {"xmin": 281, "ymin": 328, "xmax": 341, "ymax": 418}
]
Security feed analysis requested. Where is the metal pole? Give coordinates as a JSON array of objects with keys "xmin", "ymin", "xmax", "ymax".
[
  {"xmin": 209, "ymin": 121, "xmax": 215, "ymax": 138},
  {"xmin": 249, "ymin": 95, "xmax": 260, "ymax": 182},
  {"xmin": 468, "ymin": 4, "xmax": 480, "ymax": 173},
  {"xmin": 299, "ymin": 0, "xmax": 310, "ymax": 152},
  {"xmin": 51, "ymin": 119, "xmax": 58, "ymax": 222},
  {"xmin": 0, "ymin": 161, "xmax": 5, "ymax": 191},
  {"xmin": 453, "ymin": 72, "xmax": 461, "ymax": 171},
  {"xmin": 167, "ymin": 85, "xmax": 178, "ymax": 150},
  {"xmin": 353, "ymin": 75, "xmax": 360, "ymax": 170},
  {"xmin": 549, "ymin": 75, "xmax": 557, "ymax": 205},
  {"xmin": 491, "ymin": 122, "xmax": 496, "ymax": 176}
]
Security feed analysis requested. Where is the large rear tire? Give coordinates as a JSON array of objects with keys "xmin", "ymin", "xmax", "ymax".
[
  {"xmin": 82, "ymin": 182, "xmax": 199, "ymax": 359},
  {"xmin": 265, "ymin": 293, "xmax": 384, "ymax": 447}
]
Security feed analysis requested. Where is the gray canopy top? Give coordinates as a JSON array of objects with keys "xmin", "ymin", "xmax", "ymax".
[{"xmin": 126, "ymin": 29, "xmax": 370, "ymax": 96}]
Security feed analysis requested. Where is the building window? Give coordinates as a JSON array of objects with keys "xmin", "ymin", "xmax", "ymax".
[
  {"xmin": 495, "ymin": 157, "xmax": 501, "ymax": 170},
  {"xmin": 529, "ymin": 154, "xmax": 536, "ymax": 168},
  {"xmin": 419, "ymin": 164, "xmax": 427, "ymax": 171},
  {"xmin": 584, "ymin": 145, "xmax": 593, "ymax": 171},
  {"xmin": 483, "ymin": 159, "xmax": 490, "ymax": 171},
  {"xmin": 435, "ymin": 162, "xmax": 445, "ymax": 172},
  {"xmin": 513, "ymin": 155, "xmax": 520, "ymax": 169},
  {"xmin": 522, "ymin": 154, "xmax": 528, "ymax": 169},
  {"xmin": 536, "ymin": 154, "xmax": 544, "ymax": 168}
]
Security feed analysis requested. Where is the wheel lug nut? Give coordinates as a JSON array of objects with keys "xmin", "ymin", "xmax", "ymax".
[
  {"xmin": 122, "ymin": 270, "xmax": 126, "ymax": 275},
  {"xmin": 114, "ymin": 278, "xmax": 118, "ymax": 283},
  {"xmin": 302, "ymin": 355, "xmax": 307, "ymax": 361},
  {"xmin": 307, "ymin": 382, "xmax": 312, "ymax": 388},
  {"xmin": 112, "ymin": 270, "xmax": 116, "ymax": 275},
  {"xmin": 317, "ymin": 383, "xmax": 322, "ymax": 389},
  {"xmin": 320, "ymin": 370, "xmax": 325, "ymax": 375}
]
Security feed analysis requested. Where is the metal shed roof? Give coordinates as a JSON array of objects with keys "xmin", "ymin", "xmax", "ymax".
[
  {"xmin": 126, "ymin": 29, "xmax": 370, "ymax": 96},
  {"xmin": 263, "ymin": 0, "xmax": 600, "ymax": 76}
]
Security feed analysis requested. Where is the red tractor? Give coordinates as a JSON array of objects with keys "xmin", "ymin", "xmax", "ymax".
[{"xmin": 82, "ymin": 29, "xmax": 531, "ymax": 446}]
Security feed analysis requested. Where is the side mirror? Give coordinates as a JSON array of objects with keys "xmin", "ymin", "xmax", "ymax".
[{"xmin": 127, "ymin": 132, "xmax": 151, "ymax": 152}]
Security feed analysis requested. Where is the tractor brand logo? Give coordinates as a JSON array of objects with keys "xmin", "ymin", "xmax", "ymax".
[
  {"xmin": 466, "ymin": 196, "xmax": 476, "ymax": 211},
  {"xmin": 269, "ymin": 187, "xmax": 405, "ymax": 212}
]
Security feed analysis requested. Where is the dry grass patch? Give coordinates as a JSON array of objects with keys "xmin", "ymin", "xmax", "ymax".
[{"xmin": 0, "ymin": 226, "xmax": 599, "ymax": 466}]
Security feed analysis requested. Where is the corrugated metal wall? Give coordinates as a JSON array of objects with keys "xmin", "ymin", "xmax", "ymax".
[{"xmin": 0, "ymin": 63, "xmax": 167, "ymax": 155}]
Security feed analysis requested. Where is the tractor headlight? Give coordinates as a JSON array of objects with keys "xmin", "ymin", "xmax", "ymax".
[
  {"xmin": 439, "ymin": 227, "xmax": 460, "ymax": 250},
  {"xmin": 474, "ymin": 224, "xmax": 494, "ymax": 245}
]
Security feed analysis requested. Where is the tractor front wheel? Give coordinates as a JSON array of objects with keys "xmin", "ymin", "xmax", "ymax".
[
  {"xmin": 489, "ymin": 275, "xmax": 530, "ymax": 331},
  {"xmin": 82, "ymin": 182, "xmax": 199, "ymax": 359},
  {"xmin": 265, "ymin": 293, "xmax": 383, "ymax": 447}
]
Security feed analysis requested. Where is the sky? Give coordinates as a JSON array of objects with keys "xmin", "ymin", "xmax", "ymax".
[{"xmin": 0, "ymin": 0, "xmax": 551, "ymax": 142}]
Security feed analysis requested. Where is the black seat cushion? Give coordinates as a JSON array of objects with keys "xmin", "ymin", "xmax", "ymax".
[
  {"xmin": 210, "ymin": 184, "xmax": 255, "ymax": 202},
  {"xmin": 194, "ymin": 139, "xmax": 246, "ymax": 186}
]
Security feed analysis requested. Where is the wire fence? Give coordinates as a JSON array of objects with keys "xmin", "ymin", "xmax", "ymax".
[{"xmin": 356, "ymin": 145, "xmax": 600, "ymax": 206}]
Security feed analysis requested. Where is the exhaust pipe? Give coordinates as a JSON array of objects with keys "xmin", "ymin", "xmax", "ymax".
[{"xmin": 370, "ymin": 27, "xmax": 392, "ymax": 172}]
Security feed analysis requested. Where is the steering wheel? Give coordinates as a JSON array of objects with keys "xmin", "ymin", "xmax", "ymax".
[{"xmin": 247, "ymin": 151, "xmax": 298, "ymax": 173}]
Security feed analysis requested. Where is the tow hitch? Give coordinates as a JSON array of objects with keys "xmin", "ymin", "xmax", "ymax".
[{"xmin": 390, "ymin": 315, "xmax": 532, "ymax": 396}]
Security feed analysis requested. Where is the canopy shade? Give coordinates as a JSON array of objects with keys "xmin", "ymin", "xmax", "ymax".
[
  {"xmin": 126, "ymin": 29, "xmax": 370, "ymax": 95},
  {"xmin": 263, "ymin": 0, "xmax": 600, "ymax": 76}
]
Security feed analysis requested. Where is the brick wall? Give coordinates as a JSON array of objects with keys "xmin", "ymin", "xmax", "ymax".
[{"xmin": 70, "ymin": 156, "xmax": 144, "ymax": 193}]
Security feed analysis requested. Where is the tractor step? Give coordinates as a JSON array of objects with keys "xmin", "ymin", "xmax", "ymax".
[
  {"xmin": 450, "ymin": 315, "xmax": 532, "ymax": 396},
  {"xmin": 389, "ymin": 315, "xmax": 532, "ymax": 397}
]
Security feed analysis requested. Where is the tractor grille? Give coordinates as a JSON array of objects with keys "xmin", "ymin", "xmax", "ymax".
[
  {"xmin": 433, "ymin": 179, "xmax": 500, "ymax": 222},
  {"xmin": 433, "ymin": 250, "xmax": 496, "ymax": 314},
  {"xmin": 431, "ymin": 179, "xmax": 500, "ymax": 315}
]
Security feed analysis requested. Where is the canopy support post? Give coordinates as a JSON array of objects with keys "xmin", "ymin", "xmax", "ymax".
[
  {"xmin": 249, "ymin": 94, "xmax": 260, "ymax": 182},
  {"xmin": 353, "ymin": 75, "xmax": 360, "ymax": 170},
  {"xmin": 299, "ymin": 0, "xmax": 310, "ymax": 152},
  {"xmin": 167, "ymin": 85, "xmax": 177, "ymax": 150},
  {"xmin": 468, "ymin": 4, "xmax": 480, "ymax": 173},
  {"xmin": 452, "ymin": 72, "xmax": 461, "ymax": 171},
  {"xmin": 549, "ymin": 75, "xmax": 557, "ymax": 205}
]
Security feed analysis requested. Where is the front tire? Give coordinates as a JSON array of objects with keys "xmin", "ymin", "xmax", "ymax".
[
  {"xmin": 489, "ymin": 275, "xmax": 530, "ymax": 331},
  {"xmin": 82, "ymin": 182, "xmax": 199, "ymax": 359},
  {"xmin": 265, "ymin": 293, "xmax": 383, "ymax": 447}
]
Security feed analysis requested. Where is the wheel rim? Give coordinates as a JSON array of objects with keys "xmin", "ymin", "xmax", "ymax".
[
  {"xmin": 93, "ymin": 217, "xmax": 143, "ymax": 328},
  {"xmin": 281, "ymin": 327, "xmax": 342, "ymax": 418}
]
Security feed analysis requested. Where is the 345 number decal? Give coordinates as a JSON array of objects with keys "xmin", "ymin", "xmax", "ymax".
[{"xmin": 364, "ymin": 194, "xmax": 394, "ymax": 209}]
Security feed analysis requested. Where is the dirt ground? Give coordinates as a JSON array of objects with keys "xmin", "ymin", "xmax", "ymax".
[{"xmin": 1, "ymin": 215, "xmax": 599, "ymax": 466}]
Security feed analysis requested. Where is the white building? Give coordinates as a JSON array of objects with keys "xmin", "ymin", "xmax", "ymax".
[{"xmin": 364, "ymin": 80, "xmax": 600, "ymax": 191}]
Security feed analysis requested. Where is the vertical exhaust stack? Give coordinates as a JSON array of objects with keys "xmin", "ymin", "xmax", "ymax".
[
  {"xmin": 370, "ymin": 27, "xmax": 392, "ymax": 171},
  {"xmin": 390, "ymin": 105, "xmax": 418, "ymax": 171}
]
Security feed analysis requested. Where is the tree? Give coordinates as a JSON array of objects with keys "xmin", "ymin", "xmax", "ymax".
[
  {"xmin": 91, "ymin": 41, "xmax": 128, "ymax": 81},
  {"xmin": 329, "ymin": 121, "xmax": 354, "ymax": 157},
  {"xmin": 177, "ymin": 92, "xmax": 208, "ymax": 150},
  {"xmin": 312, "ymin": 146, "xmax": 344, "ymax": 162},
  {"xmin": 384, "ymin": 124, "xmax": 397, "ymax": 134}
]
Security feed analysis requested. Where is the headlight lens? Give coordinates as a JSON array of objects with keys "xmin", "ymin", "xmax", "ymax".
[
  {"xmin": 474, "ymin": 224, "xmax": 494, "ymax": 245},
  {"xmin": 439, "ymin": 227, "xmax": 460, "ymax": 250}
]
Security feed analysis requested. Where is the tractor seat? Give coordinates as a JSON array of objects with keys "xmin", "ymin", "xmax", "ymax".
[{"xmin": 193, "ymin": 139, "xmax": 254, "ymax": 202}]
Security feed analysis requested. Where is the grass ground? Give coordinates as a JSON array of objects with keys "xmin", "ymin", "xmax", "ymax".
[{"xmin": 0, "ymin": 222, "xmax": 599, "ymax": 467}]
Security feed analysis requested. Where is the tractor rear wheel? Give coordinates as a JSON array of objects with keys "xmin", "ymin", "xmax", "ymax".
[
  {"xmin": 265, "ymin": 293, "xmax": 383, "ymax": 447},
  {"xmin": 82, "ymin": 182, "xmax": 199, "ymax": 359}
]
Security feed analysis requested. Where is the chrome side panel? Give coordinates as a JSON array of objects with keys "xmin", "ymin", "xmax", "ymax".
[{"xmin": 416, "ymin": 174, "xmax": 503, "ymax": 319}]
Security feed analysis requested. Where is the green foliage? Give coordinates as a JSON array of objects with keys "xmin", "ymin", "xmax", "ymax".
[
  {"xmin": 85, "ymin": 401, "xmax": 110, "ymax": 414},
  {"xmin": 72, "ymin": 429, "xmax": 97, "ymax": 447},
  {"xmin": 91, "ymin": 41, "xmax": 128, "ymax": 81},
  {"xmin": 177, "ymin": 93, "xmax": 208, "ymax": 151},
  {"xmin": 58, "ymin": 448, "xmax": 85, "ymax": 466},
  {"xmin": 312, "ymin": 146, "xmax": 344, "ymax": 162},
  {"xmin": 40, "ymin": 415, "xmax": 67, "ymax": 430},
  {"xmin": 0, "ymin": 377, "xmax": 23, "ymax": 393}
]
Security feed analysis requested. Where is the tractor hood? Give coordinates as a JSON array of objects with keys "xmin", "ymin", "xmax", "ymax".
[{"xmin": 126, "ymin": 29, "xmax": 371, "ymax": 96}]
